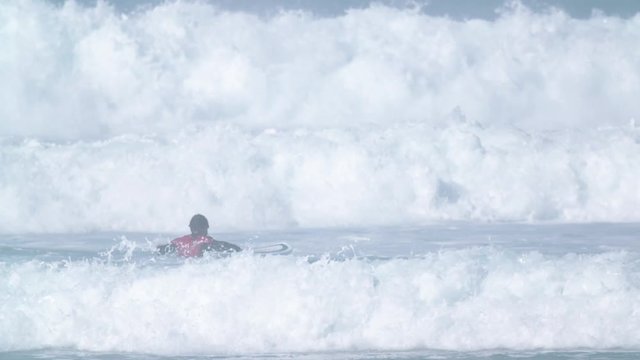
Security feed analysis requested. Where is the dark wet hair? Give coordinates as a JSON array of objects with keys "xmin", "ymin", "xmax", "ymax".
[{"xmin": 189, "ymin": 214, "xmax": 209, "ymax": 231}]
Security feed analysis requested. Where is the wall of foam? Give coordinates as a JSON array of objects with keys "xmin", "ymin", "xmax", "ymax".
[{"xmin": 1, "ymin": 1, "xmax": 640, "ymax": 232}]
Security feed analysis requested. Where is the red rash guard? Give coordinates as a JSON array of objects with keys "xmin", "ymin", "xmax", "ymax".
[{"xmin": 170, "ymin": 235, "xmax": 213, "ymax": 257}]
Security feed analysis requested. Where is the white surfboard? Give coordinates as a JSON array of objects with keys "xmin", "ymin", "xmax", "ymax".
[{"xmin": 251, "ymin": 243, "xmax": 292, "ymax": 255}]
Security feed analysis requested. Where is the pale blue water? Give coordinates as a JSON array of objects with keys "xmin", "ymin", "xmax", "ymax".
[
  {"xmin": 49, "ymin": 0, "xmax": 640, "ymax": 19},
  {"xmin": 4, "ymin": 349, "xmax": 640, "ymax": 359}
]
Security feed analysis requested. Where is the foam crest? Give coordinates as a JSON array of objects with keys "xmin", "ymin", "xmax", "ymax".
[
  {"xmin": 2, "ymin": 249, "xmax": 640, "ymax": 354},
  {"xmin": 1, "ymin": 1, "xmax": 640, "ymax": 138}
]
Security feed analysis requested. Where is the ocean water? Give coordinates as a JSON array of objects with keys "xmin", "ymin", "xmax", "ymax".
[
  {"xmin": 2, "ymin": 224, "xmax": 640, "ymax": 359},
  {"xmin": 2, "ymin": 0, "xmax": 640, "ymax": 359}
]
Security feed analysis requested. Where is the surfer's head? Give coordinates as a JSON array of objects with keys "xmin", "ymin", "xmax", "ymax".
[{"xmin": 189, "ymin": 214, "xmax": 209, "ymax": 236}]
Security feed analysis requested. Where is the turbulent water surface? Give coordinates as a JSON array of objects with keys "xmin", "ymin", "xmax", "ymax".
[
  {"xmin": 2, "ymin": 0, "xmax": 640, "ymax": 359},
  {"xmin": 2, "ymin": 224, "xmax": 640, "ymax": 359}
]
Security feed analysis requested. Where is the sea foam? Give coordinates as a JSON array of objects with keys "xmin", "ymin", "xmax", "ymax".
[
  {"xmin": 1, "ymin": 1, "xmax": 640, "ymax": 232},
  {"xmin": 1, "ymin": 249, "xmax": 640, "ymax": 354}
]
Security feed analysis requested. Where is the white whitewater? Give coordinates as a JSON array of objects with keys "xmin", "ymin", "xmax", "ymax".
[
  {"xmin": 1, "ymin": 226, "xmax": 640, "ymax": 355},
  {"xmin": 1, "ymin": 1, "xmax": 640, "ymax": 233}
]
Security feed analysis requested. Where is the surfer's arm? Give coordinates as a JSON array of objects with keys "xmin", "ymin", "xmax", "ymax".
[
  {"xmin": 156, "ymin": 243, "xmax": 176, "ymax": 254},
  {"xmin": 204, "ymin": 240, "xmax": 242, "ymax": 253}
]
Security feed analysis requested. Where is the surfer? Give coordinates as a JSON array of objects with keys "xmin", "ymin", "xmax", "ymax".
[{"xmin": 157, "ymin": 214, "xmax": 241, "ymax": 257}]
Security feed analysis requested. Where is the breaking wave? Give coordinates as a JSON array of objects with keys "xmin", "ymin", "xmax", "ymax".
[{"xmin": 1, "ymin": 1, "xmax": 640, "ymax": 232}]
